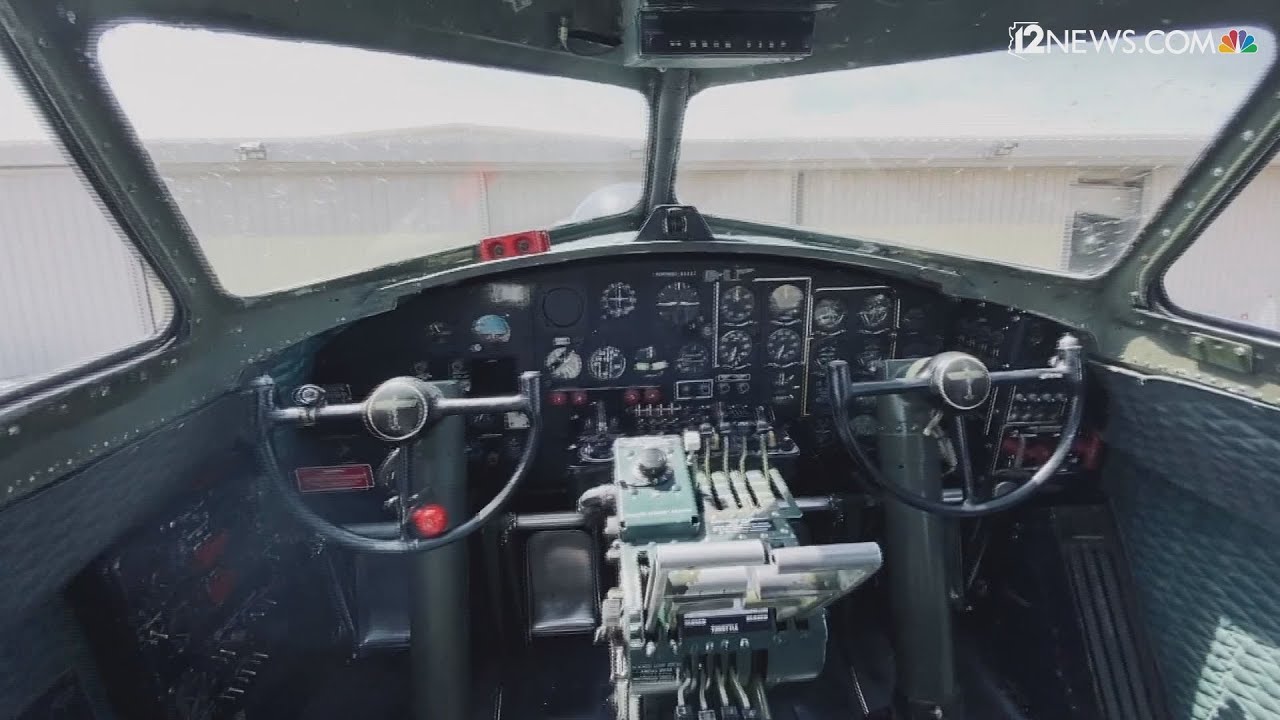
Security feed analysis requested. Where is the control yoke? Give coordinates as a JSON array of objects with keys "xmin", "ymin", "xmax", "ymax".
[
  {"xmin": 827, "ymin": 334, "xmax": 1085, "ymax": 516},
  {"xmin": 253, "ymin": 372, "xmax": 542, "ymax": 553}
]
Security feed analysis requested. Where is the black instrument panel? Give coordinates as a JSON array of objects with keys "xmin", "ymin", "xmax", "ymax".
[
  {"xmin": 309, "ymin": 253, "xmax": 1085, "ymax": 491},
  {"xmin": 315, "ymin": 257, "xmax": 950, "ymax": 417}
]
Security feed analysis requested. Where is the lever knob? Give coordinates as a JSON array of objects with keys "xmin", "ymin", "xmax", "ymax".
[{"xmin": 635, "ymin": 447, "xmax": 668, "ymax": 483}]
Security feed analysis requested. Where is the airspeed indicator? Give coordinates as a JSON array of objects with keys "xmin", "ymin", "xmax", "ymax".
[
  {"xmin": 717, "ymin": 330, "xmax": 753, "ymax": 369},
  {"xmin": 766, "ymin": 328, "xmax": 803, "ymax": 366}
]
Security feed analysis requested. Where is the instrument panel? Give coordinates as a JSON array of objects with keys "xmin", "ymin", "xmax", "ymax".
[
  {"xmin": 309, "ymin": 254, "xmax": 1085, "ymax": 486},
  {"xmin": 316, "ymin": 258, "xmax": 950, "ymax": 417}
]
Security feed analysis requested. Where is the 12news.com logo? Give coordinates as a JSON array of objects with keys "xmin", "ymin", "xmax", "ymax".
[{"xmin": 1008, "ymin": 22, "xmax": 1259, "ymax": 57}]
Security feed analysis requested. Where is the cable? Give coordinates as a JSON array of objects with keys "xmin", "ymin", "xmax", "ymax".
[{"xmin": 715, "ymin": 664, "xmax": 731, "ymax": 707}]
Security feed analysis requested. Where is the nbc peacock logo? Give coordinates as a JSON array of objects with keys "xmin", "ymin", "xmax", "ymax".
[{"xmin": 1218, "ymin": 29, "xmax": 1259, "ymax": 53}]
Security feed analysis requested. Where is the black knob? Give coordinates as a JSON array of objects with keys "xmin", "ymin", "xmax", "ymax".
[{"xmin": 637, "ymin": 447, "xmax": 668, "ymax": 481}]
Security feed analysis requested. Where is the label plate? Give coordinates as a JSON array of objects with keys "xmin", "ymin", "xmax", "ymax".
[
  {"xmin": 680, "ymin": 609, "xmax": 774, "ymax": 637},
  {"xmin": 294, "ymin": 464, "xmax": 374, "ymax": 493}
]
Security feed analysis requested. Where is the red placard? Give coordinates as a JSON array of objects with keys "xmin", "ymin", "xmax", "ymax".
[{"xmin": 294, "ymin": 464, "xmax": 374, "ymax": 493}]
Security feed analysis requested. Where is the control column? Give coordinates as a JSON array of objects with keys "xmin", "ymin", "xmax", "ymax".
[{"xmin": 876, "ymin": 359, "xmax": 960, "ymax": 719}]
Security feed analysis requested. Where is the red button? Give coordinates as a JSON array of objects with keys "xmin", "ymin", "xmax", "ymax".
[
  {"xmin": 623, "ymin": 389, "xmax": 641, "ymax": 405},
  {"xmin": 571, "ymin": 391, "xmax": 590, "ymax": 406},
  {"xmin": 548, "ymin": 391, "xmax": 568, "ymax": 406},
  {"xmin": 643, "ymin": 387, "xmax": 662, "ymax": 403},
  {"xmin": 410, "ymin": 504, "xmax": 449, "ymax": 538}
]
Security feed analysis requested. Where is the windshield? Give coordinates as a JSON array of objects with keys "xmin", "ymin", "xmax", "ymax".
[
  {"xmin": 679, "ymin": 27, "xmax": 1275, "ymax": 274},
  {"xmin": 97, "ymin": 24, "xmax": 648, "ymax": 296}
]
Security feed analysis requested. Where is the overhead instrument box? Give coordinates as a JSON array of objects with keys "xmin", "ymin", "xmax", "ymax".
[{"xmin": 621, "ymin": 0, "xmax": 840, "ymax": 68}]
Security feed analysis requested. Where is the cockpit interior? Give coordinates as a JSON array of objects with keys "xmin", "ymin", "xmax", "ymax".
[{"xmin": 1, "ymin": 1, "xmax": 1279, "ymax": 720}]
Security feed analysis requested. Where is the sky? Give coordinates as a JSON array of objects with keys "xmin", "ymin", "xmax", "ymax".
[{"xmin": 0, "ymin": 22, "xmax": 1274, "ymax": 143}]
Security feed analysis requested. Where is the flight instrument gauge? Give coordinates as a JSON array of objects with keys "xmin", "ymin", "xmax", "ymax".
[
  {"xmin": 676, "ymin": 342, "xmax": 710, "ymax": 376},
  {"xmin": 856, "ymin": 345, "xmax": 887, "ymax": 376},
  {"xmin": 766, "ymin": 328, "xmax": 803, "ymax": 366},
  {"xmin": 601, "ymin": 282, "xmax": 637, "ymax": 318},
  {"xmin": 717, "ymin": 330, "xmax": 753, "ymax": 368},
  {"xmin": 719, "ymin": 285, "xmax": 755, "ymax": 325},
  {"xmin": 472, "ymin": 314, "xmax": 511, "ymax": 343},
  {"xmin": 813, "ymin": 343, "xmax": 840, "ymax": 369},
  {"xmin": 544, "ymin": 347, "xmax": 582, "ymax": 381},
  {"xmin": 768, "ymin": 284, "xmax": 806, "ymax": 324},
  {"xmin": 589, "ymin": 346, "xmax": 627, "ymax": 380},
  {"xmin": 857, "ymin": 293, "xmax": 893, "ymax": 332},
  {"xmin": 656, "ymin": 282, "xmax": 701, "ymax": 325},
  {"xmin": 812, "ymin": 298, "xmax": 847, "ymax": 332}
]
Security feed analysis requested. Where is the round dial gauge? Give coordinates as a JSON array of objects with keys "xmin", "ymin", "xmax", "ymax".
[
  {"xmin": 676, "ymin": 342, "xmax": 710, "ymax": 376},
  {"xmin": 766, "ymin": 328, "xmax": 803, "ymax": 366},
  {"xmin": 656, "ymin": 282, "xmax": 701, "ymax": 325},
  {"xmin": 857, "ymin": 293, "xmax": 893, "ymax": 331},
  {"xmin": 600, "ymin": 282, "xmax": 637, "ymax": 318},
  {"xmin": 588, "ymin": 346, "xmax": 627, "ymax": 380},
  {"xmin": 719, "ymin": 285, "xmax": 755, "ymax": 324},
  {"xmin": 544, "ymin": 347, "xmax": 582, "ymax": 381},
  {"xmin": 812, "ymin": 298, "xmax": 847, "ymax": 332},
  {"xmin": 856, "ymin": 345, "xmax": 887, "ymax": 375},
  {"xmin": 717, "ymin": 330, "xmax": 753, "ymax": 368},
  {"xmin": 768, "ymin": 284, "xmax": 806, "ymax": 323},
  {"xmin": 813, "ymin": 343, "xmax": 840, "ymax": 368},
  {"xmin": 472, "ymin": 314, "xmax": 511, "ymax": 343}
]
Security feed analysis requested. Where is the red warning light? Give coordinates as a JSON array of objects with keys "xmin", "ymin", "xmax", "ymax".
[{"xmin": 478, "ymin": 230, "xmax": 550, "ymax": 262}]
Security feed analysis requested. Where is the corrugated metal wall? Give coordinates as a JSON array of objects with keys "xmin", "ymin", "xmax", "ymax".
[
  {"xmin": 3, "ymin": 158, "xmax": 1277, "ymax": 382},
  {"xmin": 0, "ymin": 166, "xmax": 168, "ymax": 384},
  {"xmin": 1164, "ymin": 167, "xmax": 1280, "ymax": 326},
  {"xmin": 158, "ymin": 165, "xmax": 644, "ymax": 294}
]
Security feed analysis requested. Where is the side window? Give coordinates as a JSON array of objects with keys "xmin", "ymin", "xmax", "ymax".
[
  {"xmin": 0, "ymin": 52, "xmax": 173, "ymax": 394},
  {"xmin": 1163, "ymin": 169, "xmax": 1277, "ymax": 331}
]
